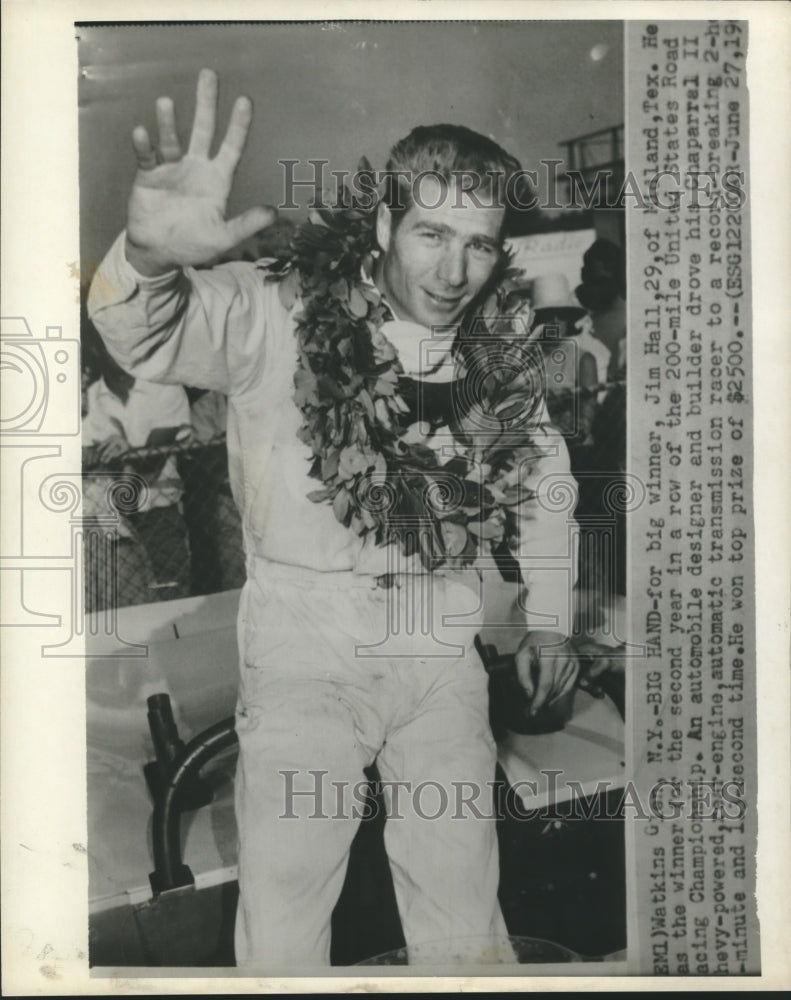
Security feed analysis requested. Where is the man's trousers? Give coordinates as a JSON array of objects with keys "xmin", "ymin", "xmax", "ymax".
[{"xmin": 233, "ymin": 561, "xmax": 512, "ymax": 968}]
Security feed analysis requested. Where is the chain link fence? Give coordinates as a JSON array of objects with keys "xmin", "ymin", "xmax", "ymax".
[{"xmin": 82, "ymin": 434, "xmax": 245, "ymax": 612}]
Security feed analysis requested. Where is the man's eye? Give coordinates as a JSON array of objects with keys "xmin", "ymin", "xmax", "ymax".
[
  {"xmin": 420, "ymin": 231, "xmax": 442, "ymax": 242},
  {"xmin": 470, "ymin": 242, "xmax": 495, "ymax": 256}
]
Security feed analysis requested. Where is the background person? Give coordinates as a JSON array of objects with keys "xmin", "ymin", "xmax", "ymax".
[{"xmin": 573, "ymin": 238, "xmax": 627, "ymax": 632}]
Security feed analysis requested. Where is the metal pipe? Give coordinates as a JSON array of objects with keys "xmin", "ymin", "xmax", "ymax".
[{"xmin": 149, "ymin": 716, "xmax": 239, "ymax": 895}]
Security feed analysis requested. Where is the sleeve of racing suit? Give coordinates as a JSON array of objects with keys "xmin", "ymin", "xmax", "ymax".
[{"xmin": 87, "ymin": 231, "xmax": 279, "ymax": 397}]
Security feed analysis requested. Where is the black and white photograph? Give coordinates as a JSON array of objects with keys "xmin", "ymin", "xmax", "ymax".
[
  {"xmin": 78, "ymin": 19, "xmax": 631, "ymax": 972},
  {"xmin": 0, "ymin": 2, "xmax": 788, "ymax": 993}
]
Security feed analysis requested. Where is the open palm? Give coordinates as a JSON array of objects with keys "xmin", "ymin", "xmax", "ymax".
[{"xmin": 126, "ymin": 69, "xmax": 275, "ymax": 275}]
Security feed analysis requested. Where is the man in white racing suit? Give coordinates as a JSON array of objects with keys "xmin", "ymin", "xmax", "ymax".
[{"xmin": 88, "ymin": 69, "xmax": 579, "ymax": 969}]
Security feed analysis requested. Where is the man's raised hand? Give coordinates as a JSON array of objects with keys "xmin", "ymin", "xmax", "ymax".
[{"xmin": 125, "ymin": 69, "xmax": 275, "ymax": 277}]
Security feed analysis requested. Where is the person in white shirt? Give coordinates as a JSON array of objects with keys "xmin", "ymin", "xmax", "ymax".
[{"xmin": 88, "ymin": 69, "xmax": 580, "ymax": 968}]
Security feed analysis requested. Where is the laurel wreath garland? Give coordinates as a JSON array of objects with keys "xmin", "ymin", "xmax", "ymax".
[{"xmin": 263, "ymin": 195, "xmax": 549, "ymax": 573}]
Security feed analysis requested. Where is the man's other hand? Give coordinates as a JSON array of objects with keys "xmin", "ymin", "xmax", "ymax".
[
  {"xmin": 126, "ymin": 68, "xmax": 276, "ymax": 276},
  {"xmin": 514, "ymin": 630, "xmax": 579, "ymax": 717}
]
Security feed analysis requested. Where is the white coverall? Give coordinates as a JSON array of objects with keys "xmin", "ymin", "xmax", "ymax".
[{"xmin": 88, "ymin": 232, "xmax": 578, "ymax": 968}]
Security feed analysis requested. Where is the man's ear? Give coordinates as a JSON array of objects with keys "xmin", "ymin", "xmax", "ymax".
[{"xmin": 376, "ymin": 202, "xmax": 393, "ymax": 253}]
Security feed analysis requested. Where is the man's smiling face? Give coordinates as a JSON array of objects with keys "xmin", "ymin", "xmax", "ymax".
[{"xmin": 375, "ymin": 175, "xmax": 505, "ymax": 329}]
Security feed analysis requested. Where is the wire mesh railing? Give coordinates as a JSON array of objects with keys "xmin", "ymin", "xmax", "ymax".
[{"xmin": 82, "ymin": 434, "xmax": 245, "ymax": 612}]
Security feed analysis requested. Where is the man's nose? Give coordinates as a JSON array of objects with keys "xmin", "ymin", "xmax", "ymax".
[{"xmin": 437, "ymin": 246, "xmax": 467, "ymax": 287}]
